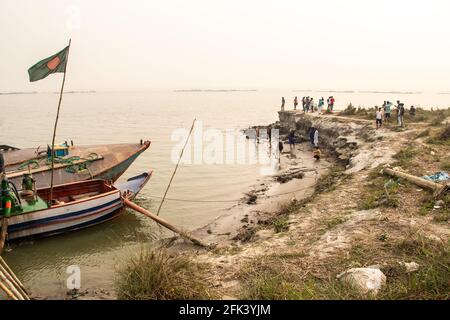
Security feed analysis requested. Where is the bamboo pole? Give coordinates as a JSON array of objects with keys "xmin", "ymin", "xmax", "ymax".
[
  {"xmin": 0, "ymin": 261, "xmax": 29, "ymax": 300},
  {"xmin": 157, "ymin": 118, "xmax": 196, "ymax": 216},
  {"xmin": 123, "ymin": 198, "xmax": 210, "ymax": 248},
  {"xmin": 383, "ymin": 167, "xmax": 447, "ymax": 197},
  {"xmin": 49, "ymin": 39, "xmax": 71, "ymax": 205},
  {"xmin": 0, "ymin": 256, "xmax": 27, "ymax": 294},
  {"xmin": 0, "ymin": 280, "xmax": 18, "ymax": 300},
  {"xmin": 0, "ymin": 269, "xmax": 25, "ymax": 300}
]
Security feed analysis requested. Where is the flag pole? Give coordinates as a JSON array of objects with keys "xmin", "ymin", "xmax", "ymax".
[{"xmin": 49, "ymin": 39, "xmax": 71, "ymax": 206}]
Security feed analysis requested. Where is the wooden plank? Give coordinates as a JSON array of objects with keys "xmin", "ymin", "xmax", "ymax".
[{"xmin": 0, "ymin": 217, "xmax": 8, "ymax": 255}]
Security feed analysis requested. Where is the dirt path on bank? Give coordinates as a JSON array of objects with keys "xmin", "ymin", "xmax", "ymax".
[{"xmin": 178, "ymin": 113, "xmax": 449, "ymax": 298}]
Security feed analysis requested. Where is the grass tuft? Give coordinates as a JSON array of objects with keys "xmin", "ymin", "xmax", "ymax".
[{"xmin": 115, "ymin": 247, "xmax": 211, "ymax": 300}]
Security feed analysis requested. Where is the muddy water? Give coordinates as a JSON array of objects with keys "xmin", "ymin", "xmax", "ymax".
[{"xmin": 0, "ymin": 90, "xmax": 448, "ymax": 298}]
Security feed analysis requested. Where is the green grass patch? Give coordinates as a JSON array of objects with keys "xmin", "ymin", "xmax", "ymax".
[
  {"xmin": 427, "ymin": 125, "xmax": 450, "ymax": 146},
  {"xmin": 325, "ymin": 217, "xmax": 348, "ymax": 230},
  {"xmin": 392, "ymin": 147, "xmax": 417, "ymax": 167},
  {"xmin": 359, "ymin": 178, "xmax": 400, "ymax": 210},
  {"xmin": 273, "ymin": 216, "xmax": 289, "ymax": 233},
  {"xmin": 115, "ymin": 247, "xmax": 212, "ymax": 300},
  {"xmin": 315, "ymin": 164, "xmax": 347, "ymax": 194}
]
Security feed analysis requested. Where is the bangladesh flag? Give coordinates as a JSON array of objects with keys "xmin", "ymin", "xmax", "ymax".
[{"xmin": 28, "ymin": 45, "xmax": 70, "ymax": 82}]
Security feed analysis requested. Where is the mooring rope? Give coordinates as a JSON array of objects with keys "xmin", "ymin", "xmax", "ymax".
[{"xmin": 146, "ymin": 170, "xmax": 320, "ymax": 204}]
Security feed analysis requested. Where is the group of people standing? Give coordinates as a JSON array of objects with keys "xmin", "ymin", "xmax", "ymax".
[
  {"xmin": 281, "ymin": 96, "xmax": 335, "ymax": 114},
  {"xmin": 375, "ymin": 100, "xmax": 415, "ymax": 129}
]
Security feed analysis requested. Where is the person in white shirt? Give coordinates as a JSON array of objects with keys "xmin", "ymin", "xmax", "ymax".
[
  {"xmin": 376, "ymin": 107, "xmax": 383, "ymax": 129},
  {"xmin": 314, "ymin": 128, "xmax": 319, "ymax": 147}
]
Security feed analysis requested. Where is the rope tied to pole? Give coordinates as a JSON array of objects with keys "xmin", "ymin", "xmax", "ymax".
[{"xmin": 156, "ymin": 118, "xmax": 196, "ymax": 216}]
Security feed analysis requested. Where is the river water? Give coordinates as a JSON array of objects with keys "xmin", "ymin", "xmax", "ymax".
[{"xmin": 0, "ymin": 90, "xmax": 449, "ymax": 298}]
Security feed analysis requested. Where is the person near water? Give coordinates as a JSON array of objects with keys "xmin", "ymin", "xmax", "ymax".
[
  {"xmin": 310, "ymin": 98, "xmax": 314, "ymax": 112},
  {"xmin": 288, "ymin": 130, "xmax": 295, "ymax": 149},
  {"xmin": 318, "ymin": 97, "xmax": 324, "ymax": 114},
  {"xmin": 376, "ymin": 107, "xmax": 383, "ymax": 129},
  {"xmin": 256, "ymin": 127, "xmax": 260, "ymax": 144},
  {"xmin": 281, "ymin": 97, "xmax": 285, "ymax": 111},
  {"xmin": 313, "ymin": 146, "xmax": 323, "ymax": 160},
  {"xmin": 409, "ymin": 105, "xmax": 416, "ymax": 117},
  {"xmin": 313, "ymin": 128, "xmax": 319, "ymax": 147},
  {"xmin": 294, "ymin": 96, "xmax": 298, "ymax": 110},
  {"xmin": 278, "ymin": 140, "xmax": 284, "ymax": 164},
  {"xmin": 302, "ymin": 97, "xmax": 306, "ymax": 112},
  {"xmin": 327, "ymin": 97, "xmax": 331, "ymax": 111},
  {"xmin": 330, "ymin": 96, "xmax": 335, "ymax": 111},
  {"xmin": 384, "ymin": 101, "xmax": 391, "ymax": 122}
]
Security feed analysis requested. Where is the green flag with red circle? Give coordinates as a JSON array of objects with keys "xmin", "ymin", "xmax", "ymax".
[{"xmin": 28, "ymin": 46, "xmax": 69, "ymax": 82}]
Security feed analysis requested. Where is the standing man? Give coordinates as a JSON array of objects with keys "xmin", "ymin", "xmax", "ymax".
[
  {"xmin": 288, "ymin": 130, "xmax": 296, "ymax": 150},
  {"xmin": 385, "ymin": 101, "xmax": 391, "ymax": 123},
  {"xmin": 294, "ymin": 96, "xmax": 298, "ymax": 110},
  {"xmin": 330, "ymin": 96, "xmax": 335, "ymax": 111},
  {"xmin": 376, "ymin": 107, "xmax": 383, "ymax": 129},
  {"xmin": 281, "ymin": 97, "xmax": 285, "ymax": 111},
  {"xmin": 302, "ymin": 97, "xmax": 306, "ymax": 112},
  {"xmin": 399, "ymin": 103, "xmax": 405, "ymax": 127},
  {"xmin": 318, "ymin": 97, "xmax": 324, "ymax": 114}
]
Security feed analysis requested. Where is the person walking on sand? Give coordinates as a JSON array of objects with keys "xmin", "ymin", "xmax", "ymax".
[
  {"xmin": 294, "ymin": 96, "xmax": 298, "ymax": 110},
  {"xmin": 376, "ymin": 107, "xmax": 383, "ymax": 129},
  {"xmin": 281, "ymin": 97, "xmax": 285, "ymax": 111}
]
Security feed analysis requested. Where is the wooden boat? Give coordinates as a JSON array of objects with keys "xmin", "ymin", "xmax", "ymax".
[
  {"xmin": 0, "ymin": 171, "xmax": 152, "ymax": 241},
  {"xmin": 2, "ymin": 141, "xmax": 151, "ymax": 189}
]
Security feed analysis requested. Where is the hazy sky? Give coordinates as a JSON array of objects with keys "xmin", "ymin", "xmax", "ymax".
[{"xmin": 1, "ymin": 0, "xmax": 450, "ymax": 92}]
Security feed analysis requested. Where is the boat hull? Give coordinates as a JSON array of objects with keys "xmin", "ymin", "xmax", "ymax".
[
  {"xmin": 2, "ymin": 171, "xmax": 152, "ymax": 242},
  {"xmin": 4, "ymin": 141, "xmax": 151, "ymax": 189},
  {"xmin": 7, "ymin": 191, "xmax": 123, "ymax": 240}
]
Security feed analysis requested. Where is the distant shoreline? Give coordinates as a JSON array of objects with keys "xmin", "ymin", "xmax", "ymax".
[{"xmin": 173, "ymin": 89, "xmax": 258, "ymax": 92}]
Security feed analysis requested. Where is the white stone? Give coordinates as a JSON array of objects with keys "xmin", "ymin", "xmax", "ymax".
[
  {"xmin": 399, "ymin": 262, "xmax": 420, "ymax": 273},
  {"xmin": 337, "ymin": 268, "xmax": 386, "ymax": 295}
]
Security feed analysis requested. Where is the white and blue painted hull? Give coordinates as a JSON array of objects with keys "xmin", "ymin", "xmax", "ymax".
[{"xmin": 3, "ymin": 171, "xmax": 152, "ymax": 241}]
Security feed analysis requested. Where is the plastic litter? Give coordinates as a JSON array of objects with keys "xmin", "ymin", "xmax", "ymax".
[{"xmin": 422, "ymin": 171, "xmax": 450, "ymax": 182}]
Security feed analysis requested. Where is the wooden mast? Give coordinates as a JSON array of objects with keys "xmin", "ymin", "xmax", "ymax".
[{"xmin": 49, "ymin": 39, "xmax": 71, "ymax": 205}]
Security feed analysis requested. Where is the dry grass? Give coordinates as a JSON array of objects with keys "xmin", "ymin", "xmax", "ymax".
[
  {"xmin": 239, "ymin": 231, "xmax": 449, "ymax": 300},
  {"xmin": 115, "ymin": 247, "xmax": 212, "ymax": 300}
]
